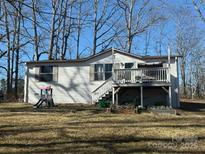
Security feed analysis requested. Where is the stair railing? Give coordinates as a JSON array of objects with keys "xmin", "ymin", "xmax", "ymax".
[{"xmin": 91, "ymin": 77, "xmax": 113, "ymax": 103}]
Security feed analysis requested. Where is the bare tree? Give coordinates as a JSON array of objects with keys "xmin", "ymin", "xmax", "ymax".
[
  {"xmin": 186, "ymin": 49, "xmax": 204, "ymax": 99},
  {"xmin": 117, "ymin": 0, "xmax": 164, "ymax": 53},
  {"xmin": 60, "ymin": 0, "xmax": 75, "ymax": 60},
  {"xmin": 191, "ymin": 1, "xmax": 205, "ymax": 98},
  {"xmin": 48, "ymin": 0, "xmax": 59, "ymax": 60},
  {"xmin": 76, "ymin": 0, "xmax": 83, "ymax": 59},
  {"xmin": 2, "ymin": 1, "xmax": 11, "ymax": 95},
  {"xmin": 50, "ymin": 0, "xmax": 76, "ymax": 60},
  {"xmin": 144, "ymin": 30, "xmax": 151, "ymax": 55},
  {"xmin": 60, "ymin": 0, "xmax": 70, "ymax": 60},
  {"xmin": 192, "ymin": 0, "xmax": 205, "ymax": 23},
  {"xmin": 91, "ymin": 0, "xmax": 118, "ymax": 55},
  {"xmin": 174, "ymin": 7, "xmax": 201, "ymax": 97},
  {"xmin": 14, "ymin": 2, "xmax": 22, "ymax": 98},
  {"xmin": 31, "ymin": 0, "xmax": 39, "ymax": 61},
  {"xmin": 54, "ymin": 0, "xmax": 64, "ymax": 60},
  {"xmin": 0, "ymin": 1, "xmax": 32, "ymax": 99},
  {"xmin": 155, "ymin": 24, "xmax": 167, "ymax": 56},
  {"xmin": 10, "ymin": 8, "xmax": 18, "ymax": 90}
]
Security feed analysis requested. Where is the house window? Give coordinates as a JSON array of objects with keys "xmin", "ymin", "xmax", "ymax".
[
  {"xmin": 138, "ymin": 63, "xmax": 163, "ymax": 68},
  {"xmin": 39, "ymin": 66, "xmax": 53, "ymax": 82},
  {"xmin": 93, "ymin": 64, "xmax": 113, "ymax": 81},
  {"xmin": 125, "ymin": 63, "xmax": 134, "ymax": 68},
  {"xmin": 105, "ymin": 64, "xmax": 112, "ymax": 80},
  {"xmin": 94, "ymin": 64, "xmax": 104, "ymax": 81}
]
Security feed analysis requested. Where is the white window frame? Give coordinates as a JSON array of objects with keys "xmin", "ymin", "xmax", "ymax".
[
  {"xmin": 93, "ymin": 63, "xmax": 113, "ymax": 81},
  {"xmin": 35, "ymin": 65, "xmax": 58, "ymax": 82},
  {"xmin": 39, "ymin": 66, "xmax": 53, "ymax": 82}
]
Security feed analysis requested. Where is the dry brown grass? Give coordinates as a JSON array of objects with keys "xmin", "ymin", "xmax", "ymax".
[{"xmin": 0, "ymin": 103, "xmax": 204, "ymax": 154}]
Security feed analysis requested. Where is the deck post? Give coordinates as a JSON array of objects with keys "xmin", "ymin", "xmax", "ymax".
[
  {"xmin": 116, "ymin": 92, "xmax": 118, "ymax": 107},
  {"xmin": 140, "ymin": 86, "xmax": 143, "ymax": 107},
  {"xmin": 112, "ymin": 87, "xmax": 115, "ymax": 105},
  {"xmin": 169, "ymin": 86, "xmax": 172, "ymax": 108},
  {"xmin": 25, "ymin": 65, "xmax": 29, "ymax": 103}
]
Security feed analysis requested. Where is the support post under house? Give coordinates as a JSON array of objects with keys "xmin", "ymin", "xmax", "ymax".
[
  {"xmin": 112, "ymin": 87, "xmax": 115, "ymax": 105},
  {"xmin": 169, "ymin": 86, "xmax": 172, "ymax": 108},
  {"xmin": 140, "ymin": 86, "xmax": 143, "ymax": 107}
]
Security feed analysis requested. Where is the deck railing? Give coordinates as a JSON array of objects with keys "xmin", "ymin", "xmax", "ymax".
[{"xmin": 114, "ymin": 67, "xmax": 169, "ymax": 83}]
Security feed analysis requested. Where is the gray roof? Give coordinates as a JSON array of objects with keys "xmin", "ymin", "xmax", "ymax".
[{"xmin": 26, "ymin": 48, "xmax": 181, "ymax": 65}]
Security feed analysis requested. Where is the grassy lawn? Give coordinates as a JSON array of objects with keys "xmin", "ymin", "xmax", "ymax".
[{"xmin": 0, "ymin": 103, "xmax": 204, "ymax": 154}]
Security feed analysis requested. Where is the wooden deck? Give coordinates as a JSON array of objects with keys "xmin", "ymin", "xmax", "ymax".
[
  {"xmin": 113, "ymin": 67, "xmax": 170, "ymax": 87},
  {"xmin": 112, "ymin": 68, "xmax": 172, "ymax": 107},
  {"xmin": 114, "ymin": 67, "xmax": 170, "ymax": 84},
  {"xmin": 92, "ymin": 67, "xmax": 172, "ymax": 106}
]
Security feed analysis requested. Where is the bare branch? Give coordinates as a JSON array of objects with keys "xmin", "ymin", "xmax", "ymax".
[{"xmin": 192, "ymin": 0, "xmax": 205, "ymax": 23}]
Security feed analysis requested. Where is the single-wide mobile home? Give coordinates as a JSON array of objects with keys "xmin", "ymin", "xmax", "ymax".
[{"xmin": 24, "ymin": 48, "xmax": 180, "ymax": 108}]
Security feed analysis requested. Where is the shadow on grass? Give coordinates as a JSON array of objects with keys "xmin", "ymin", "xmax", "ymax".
[
  {"xmin": 0, "ymin": 134, "xmax": 204, "ymax": 154},
  {"xmin": 0, "ymin": 103, "xmax": 104, "ymax": 115}
]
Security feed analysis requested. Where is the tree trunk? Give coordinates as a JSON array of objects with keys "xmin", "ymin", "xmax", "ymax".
[
  {"xmin": 61, "ymin": 2, "xmax": 73, "ymax": 60},
  {"xmin": 48, "ymin": 13, "xmax": 55, "ymax": 60},
  {"xmin": 54, "ymin": 0, "xmax": 64, "ymax": 60},
  {"xmin": 60, "ymin": 0, "xmax": 68, "ymax": 60},
  {"xmin": 10, "ymin": 44, "xmax": 15, "ymax": 92},
  {"xmin": 127, "ymin": 0, "xmax": 134, "ymax": 53},
  {"xmin": 76, "ymin": 0, "xmax": 82, "ymax": 59},
  {"xmin": 15, "ymin": 2, "xmax": 21, "ymax": 99},
  {"xmin": 48, "ymin": 0, "xmax": 58, "ymax": 60},
  {"xmin": 11, "ymin": 10, "xmax": 18, "ymax": 93},
  {"xmin": 62, "ymin": 34, "xmax": 69, "ymax": 59},
  {"xmin": 181, "ymin": 61, "xmax": 186, "ymax": 96},
  {"xmin": 92, "ymin": 0, "xmax": 98, "ymax": 55},
  {"xmin": 32, "ymin": 0, "xmax": 39, "ymax": 61},
  {"xmin": 127, "ymin": 35, "xmax": 132, "ymax": 53},
  {"xmin": 3, "ymin": 1, "xmax": 11, "ymax": 96}
]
